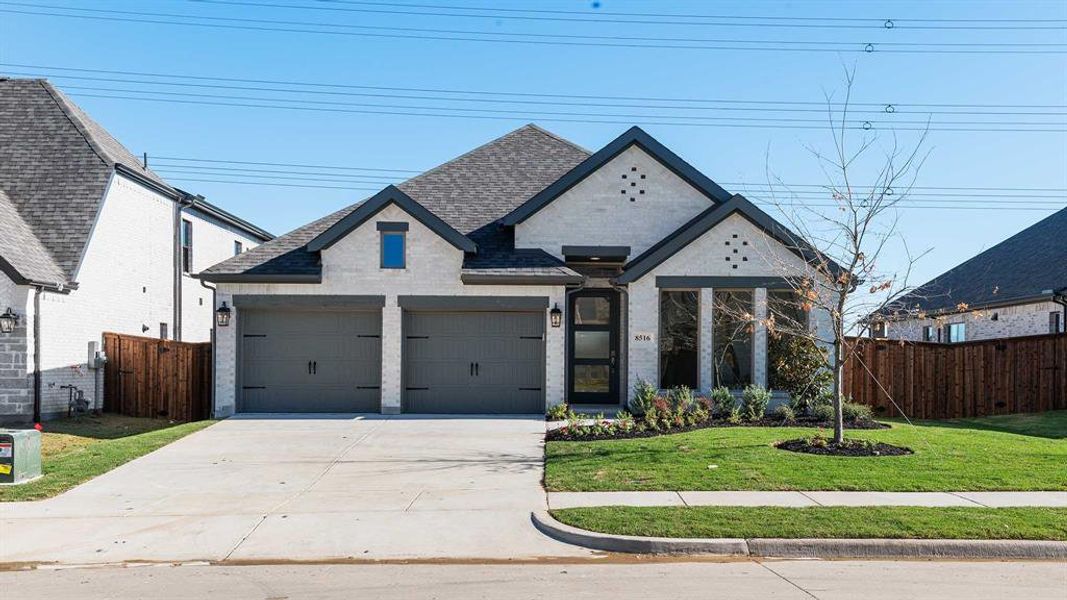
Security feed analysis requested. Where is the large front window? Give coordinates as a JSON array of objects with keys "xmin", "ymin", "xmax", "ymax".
[
  {"xmin": 713, "ymin": 290, "xmax": 753, "ymax": 388},
  {"xmin": 767, "ymin": 290, "xmax": 810, "ymax": 391},
  {"xmin": 659, "ymin": 291, "xmax": 698, "ymax": 389}
]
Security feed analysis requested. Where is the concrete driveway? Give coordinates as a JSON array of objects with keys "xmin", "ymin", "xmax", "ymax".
[{"xmin": 0, "ymin": 415, "xmax": 593, "ymax": 565}]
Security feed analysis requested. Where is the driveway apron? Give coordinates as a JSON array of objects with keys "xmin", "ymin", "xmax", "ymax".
[{"xmin": 0, "ymin": 415, "xmax": 592, "ymax": 564}]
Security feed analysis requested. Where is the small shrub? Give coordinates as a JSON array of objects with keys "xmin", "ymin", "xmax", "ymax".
[
  {"xmin": 811, "ymin": 403, "xmax": 835, "ymax": 423},
  {"xmin": 727, "ymin": 407, "xmax": 743, "ymax": 424},
  {"xmin": 668, "ymin": 385, "xmax": 695, "ymax": 413},
  {"xmin": 546, "ymin": 403, "xmax": 573, "ymax": 421},
  {"xmin": 614, "ymin": 410, "xmax": 635, "ymax": 432},
  {"xmin": 842, "ymin": 402, "xmax": 874, "ymax": 423},
  {"xmin": 741, "ymin": 384, "xmax": 771, "ymax": 422},
  {"xmin": 629, "ymin": 377, "xmax": 658, "ymax": 416},
  {"xmin": 709, "ymin": 386, "xmax": 735, "ymax": 417},
  {"xmin": 773, "ymin": 404, "xmax": 796, "ymax": 423}
]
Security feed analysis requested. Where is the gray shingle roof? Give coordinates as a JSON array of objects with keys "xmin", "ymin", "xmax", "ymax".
[
  {"xmin": 0, "ymin": 78, "xmax": 174, "ymax": 281},
  {"xmin": 203, "ymin": 124, "xmax": 591, "ymax": 278},
  {"xmin": 0, "ymin": 188, "xmax": 67, "ymax": 286},
  {"xmin": 887, "ymin": 206, "xmax": 1067, "ymax": 315}
]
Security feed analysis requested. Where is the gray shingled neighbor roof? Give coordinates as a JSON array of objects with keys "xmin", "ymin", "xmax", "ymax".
[
  {"xmin": 0, "ymin": 78, "xmax": 174, "ymax": 281},
  {"xmin": 886, "ymin": 206, "xmax": 1067, "ymax": 316},
  {"xmin": 202, "ymin": 124, "xmax": 591, "ymax": 279},
  {"xmin": 0, "ymin": 188, "xmax": 68, "ymax": 286}
]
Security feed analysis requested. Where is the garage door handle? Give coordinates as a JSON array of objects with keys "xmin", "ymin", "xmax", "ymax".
[
  {"xmin": 307, "ymin": 361, "xmax": 312, "ymax": 374},
  {"xmin": 469, "ymin": 362, "xmax": 474, "ymax": 376},
  {"xmin": 313, "ymin": 361, "xmax": 317, "ymax": 375},
  {"xmin": 475, "ymin": 362, "xmax": 479, "ymax": 376}
]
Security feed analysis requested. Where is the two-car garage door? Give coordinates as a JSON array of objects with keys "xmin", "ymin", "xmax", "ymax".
[{"xmin": 238, "ymin": 305, "xmax": 545, "ymax": 414}]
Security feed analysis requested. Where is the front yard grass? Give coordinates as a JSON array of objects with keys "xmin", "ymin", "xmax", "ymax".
[
  {"xmin": 0, "ymin": 414, "xmax": 215, "ymax": 502},
  {"xmin": 544, "ymin": 410, "xmax": 1067, "ymax": 492},
  {"xmin": 551, "ymin": 506, "xmax": 1067, "ymax": 540}
]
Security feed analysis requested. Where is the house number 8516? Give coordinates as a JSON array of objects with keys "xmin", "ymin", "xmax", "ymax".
[{"xmin": 633, "ymin": 333, "xmax": 653, "ymax": 342}]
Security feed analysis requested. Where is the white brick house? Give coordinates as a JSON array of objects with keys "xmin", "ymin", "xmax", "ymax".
[
  {"xmin": 874, "ymin": 207, "xmax": 1066, "ymax": 344},
  {"xmin": 201, "ymin": 125, "xmax": 835, "ymax": 416},
  {"xmin": 0, "ymin": 79, "xmax": 271, "ymax": 424}
]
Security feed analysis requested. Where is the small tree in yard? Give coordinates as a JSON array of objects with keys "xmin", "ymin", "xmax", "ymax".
[{"xmin": 743, "ymin": 67, "xmax": 932, "ymax": 444}]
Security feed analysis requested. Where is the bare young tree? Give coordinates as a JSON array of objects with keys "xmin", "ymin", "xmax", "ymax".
[{"xmin": 741, "ymin": 67, "xmax": 932, "ymax": 443}]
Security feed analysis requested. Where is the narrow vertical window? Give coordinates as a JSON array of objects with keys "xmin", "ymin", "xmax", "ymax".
[
  {"xmin": 234, "ymin": 240, "xmax": 243, "ymax": 256},
  {"xmin": 922, "ymin": 325, "xmax": 936, "ymax": 342},
  {"xmin": 380, "ymin": 232, "xmax": 406, "ymax": 269},
  {"xmin": 659, "ymin": 291, "xmax": 698, "ymax": 389},
  {"xmin": 181, "ymin": 219, "xmax": 193, "ymax": 273},
  {"xmin": 159, "ymin": 322, "xmax": 168, "ymax": 340},
  {"xmin": 1050, "ymin": 312, "xmax": 1062, "ymax": 334},
  {"xmin": 945, "ymin": 322, "xmax": 966, "ymax": 343},
  {"xmin": 713, "ymin": 290, "xmax": 754, "ymax": 388}
]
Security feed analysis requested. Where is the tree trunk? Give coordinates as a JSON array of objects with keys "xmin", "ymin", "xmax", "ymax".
[{"xmin": 832, "ymin": 343, "xmax": 845, "ymax": 444}]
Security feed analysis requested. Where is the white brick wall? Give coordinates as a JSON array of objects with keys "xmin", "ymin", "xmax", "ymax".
[
  {"xmin": 626, "ymin": 213, "xmax": 830, "ymax": 400},
  {"xmin": 214, "ymin": 203, "xmax": 567, "ymax": 417},
  {"xmin": 886, "ymin": 300, "xmax": 1064, "ymax": 342},
  {"xmin": 515, "ymin": 146, "xmax": 712, "ymax": 259}
]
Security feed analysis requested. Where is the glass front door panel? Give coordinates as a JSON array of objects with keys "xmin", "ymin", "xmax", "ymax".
[
  {"xmin": 574, "ymin": 365, "xmax": 610, "ymax": 393},
  {"xmin": 574, "ymin": 331, "xmax": 610, "ymax": 359},
  {"xmin": 575, "ymin": 297, "xmax": 611, "ymax": 325}
]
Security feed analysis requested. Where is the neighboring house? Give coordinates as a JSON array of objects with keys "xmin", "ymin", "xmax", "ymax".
[
  {"xmin": 200, "ymin": 124, "xmax": 834, "ymax": 416},
  {"xmin": 873, "ymin": 207, "xmax": 1067, "ymax": 344},
  {"xmin": 0, "ymin": 79, "xmax": 272, "ymax": 424}
]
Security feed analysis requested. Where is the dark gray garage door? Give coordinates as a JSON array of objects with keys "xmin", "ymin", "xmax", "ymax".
[
  {"xmin": 240, "ymin": 309, "xmax": 381, "ymax": 412},
  {"xmin": 403, "ymin": 311, "xmax": 544, "ymax": 414}
]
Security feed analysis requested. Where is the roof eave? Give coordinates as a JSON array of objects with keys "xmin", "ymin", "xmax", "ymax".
[{"xmin": 196, "ymin": 272, "xmax": 322, "ymax": 284}]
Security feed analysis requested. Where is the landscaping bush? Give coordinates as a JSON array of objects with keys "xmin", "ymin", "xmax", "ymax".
[
  {"xmin": 668, "ymin": 385, "xmax": 696, "ymax": 413},
  {"xmin": 741, "ymin": 385, "xmax": 771, "ymax": 422},
  {"xmin": 842, "ymin": 402, "xmax": 874, "ymax": 423},
  {"xmin": 546, "ymin": 403, "xmax": 574, "ymax": 421},
  {"xmin": 772, "ymin": 404, "xmax": 796, "ymax": 423},
  {"xmin": 769, "ymin": 335, "xmax": 833, "ymax": 415},
  {"xmin": 811, "ymin": 403, "xmax": 836, "ymax": 423},
  {"xmin": 708, "ymin": 386, "xmax": 735, "ymax": 417},
  {"xmin": 628, "ymin": 377, "xmax": 658, "ymax": 416}
]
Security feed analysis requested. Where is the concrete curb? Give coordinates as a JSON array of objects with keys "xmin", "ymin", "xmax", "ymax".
[{"xmin": 532, "ymin": 512, "xmax": 1067, "ymax": 560}]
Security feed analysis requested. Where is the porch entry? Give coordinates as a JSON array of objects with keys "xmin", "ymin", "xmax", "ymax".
[{"xmin": 568, "ymin": 290, "xmax": 620, "ymax": 404}]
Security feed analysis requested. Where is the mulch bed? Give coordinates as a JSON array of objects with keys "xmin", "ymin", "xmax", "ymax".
[
  {"xmin": 775, "ymin": 437, "xmax": 914, "ymax": 457},
  {"xmin": 546, "ymin": 417, "xmax": 888, "ymax": 442}
]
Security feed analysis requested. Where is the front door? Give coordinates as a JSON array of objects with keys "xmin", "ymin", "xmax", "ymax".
[{"xmin": 568, "ymin": 290, "xmax": 619, "ymax": 405}]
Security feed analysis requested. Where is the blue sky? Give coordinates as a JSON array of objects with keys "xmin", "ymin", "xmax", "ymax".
[{"xmin": 1, "ymin": 0, "xmax": 1064, "ymax": 287}]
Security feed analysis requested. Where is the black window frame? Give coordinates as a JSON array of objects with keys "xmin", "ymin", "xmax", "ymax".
[
  {"xmin": 712, "ymin": 289, "xmax": 755, "ymax": 389},
  {"xmin": 234, "ymin": 240, "xmax": 243, "ymax": 256},
  {"xmin": 1050, "ymin": 311, "xmax": 1062, "ymax": 334},
  {"xmin": 922, "ymin": 325, "xmax": 937, "ymax": 342},
  {"xmin": 945, "ymin": 322, "xmax": 966, "ymax": 344},
  {"xmin": 380, "ymin": 231, "xmax": 406, "ymax": 269},
  {"xmin": 180, "ymin": 219, "xmax": 193, "ymax": 274}
]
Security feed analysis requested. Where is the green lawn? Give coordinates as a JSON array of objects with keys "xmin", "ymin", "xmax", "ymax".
[
  {"xmin": 551, "ymin": 506, "xmax": 1067, "ymax": 540},
  {"xmin": 0, "ymin": 414, "xmax": 215, "ymax": 502},
  {"xmin": 545, "ymin": 410, "xmax": 1067, "ymax": 492}
]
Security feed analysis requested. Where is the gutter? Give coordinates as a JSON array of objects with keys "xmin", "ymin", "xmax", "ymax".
[{"xmin": 32, "ymin": 286, "xmax": 42, "ymax": 424}]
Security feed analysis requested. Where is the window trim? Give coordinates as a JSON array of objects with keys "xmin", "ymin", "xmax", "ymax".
[
  {"xmin": 380, "ymin": 231, "xmax": 406, "ymax": 269},
  {"xmin": 180, "ymin": 219, "xmax": 193, "ymax": 274},
  {"xmin": 234, "ymin": 240, "xmax": 243, "ymax": 256},
  {"xmin": 1050, "ymin": 311, "xmax": 1062, "ymax": 334},
  {"xmin": 945, "ymin": 322, "xmax": 966, "ymax": 344},
  {"xmin": 711, "ymin": 288, "xmax": 756, "ymax": 389}
]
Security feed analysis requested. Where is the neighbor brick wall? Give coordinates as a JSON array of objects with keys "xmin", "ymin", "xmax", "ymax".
[{"xmin": 886, "ymin": 300, "xmax": 1064, "ymax": 342}]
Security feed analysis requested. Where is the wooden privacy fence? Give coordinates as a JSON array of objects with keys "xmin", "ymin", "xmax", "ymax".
[
  {"xmin": 103, "ymin": 332, "xmax": 212, "ymax": 421},
  {"xmin": 844, "ymin": 333, "xmax": 1067, "ymax": 420}
]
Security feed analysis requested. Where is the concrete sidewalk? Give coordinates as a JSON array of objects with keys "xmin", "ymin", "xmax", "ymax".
[{"xmin": 548, "ymin": 490, "xmax": 1067, "ymax": 509}]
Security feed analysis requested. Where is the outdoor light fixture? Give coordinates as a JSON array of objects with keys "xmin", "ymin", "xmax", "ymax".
[
  {"xmin": 991, "ymin": 312, "xmax": 999, "ymax": 321},
  {"xmin": 215, "ymin": 302, "xmax": 232, "ymax": 327},
  {"xmin": 0, "ymin": 307, "xmax": 18, "ymax": 334},
  {"xmin": 549, "ymin": 303, "xmax": 562, "ymax": 328}
]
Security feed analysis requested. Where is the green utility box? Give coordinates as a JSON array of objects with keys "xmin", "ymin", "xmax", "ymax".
[{"xmin": 0, "ymin": 429, "xmax": 42, "ymax": 485}]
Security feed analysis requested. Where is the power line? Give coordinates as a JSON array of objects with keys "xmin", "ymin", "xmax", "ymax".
[
  {"xmin": 181, "ymin": 0, "xmax": 1067, "ymax": 31},
  {"xmin": 64, "ymin": 90, "xmax": 1067, "ymax": 133},
  {"xmin": 7, "ymin": 69, "xmax": 1065, "ymax": 118},
  {"xmin": 150, "ymin": 156, "xmax": 1067, "ymax": 193},
  {"xmin": 9, "ymin": 63, "xmax": 1063, "ymax": 111},
  {"xmin": 56, "ymin": 84, "xmax": 1065, "ymax": 128},
  {"xmin": 3, "ymin": 4, "xmax": 1066, "ymax": 54}
]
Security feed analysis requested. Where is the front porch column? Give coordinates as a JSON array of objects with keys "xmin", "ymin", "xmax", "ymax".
[
  {"xmin": 380, "ymin": 299, "xmax": 402, "ymax": 414},
  {"xmin": 698, "ymin": 288, "xmax": 714, "ymax": 393},
  {"xmin": 753, "ymin": 287, "xmax": 768, "ymax": 388}
]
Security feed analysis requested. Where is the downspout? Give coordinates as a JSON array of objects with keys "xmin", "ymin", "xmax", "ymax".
[
  {"xmin": 32, "ymin": 286, "xmax": 42, "ymax": 425},
  {"xmin": 199, "ymin": 278, "xmax": 218, "ymax": 417},
  {"xmin": 1053, "ymin": 288, "xmax": 1067, "ymax": 333}
]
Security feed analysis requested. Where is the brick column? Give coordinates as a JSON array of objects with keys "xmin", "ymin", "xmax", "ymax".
[
  {"xmin": 380, "ymin": 298, "xmax": 402, "ymax": 414},
  {"xmin": 753, "ymin": 287, "xmax": 768, "ymax": 388},
  {"xmin": 213, "ymin": 290, "xmax": 237, "ymax": 417},
  {"xmin": 699, "ymin": 287, "xmax": 714, "ymax": 392}
]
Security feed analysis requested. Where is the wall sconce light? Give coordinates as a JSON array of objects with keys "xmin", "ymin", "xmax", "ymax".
[
  {"xmin": 216, "ymin": 302, "xmax": 232, "ymax": 327},
  {"xmin": 0, "ymin": 307, "xmax": 19, "ymax": 334},
  {"xmin": 991, "ymin": 312, "xmax": 999, "ymax": 321},
  {"xmin": 549, "ymin": 303, "xmax": 562, "ymax": 328}
]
